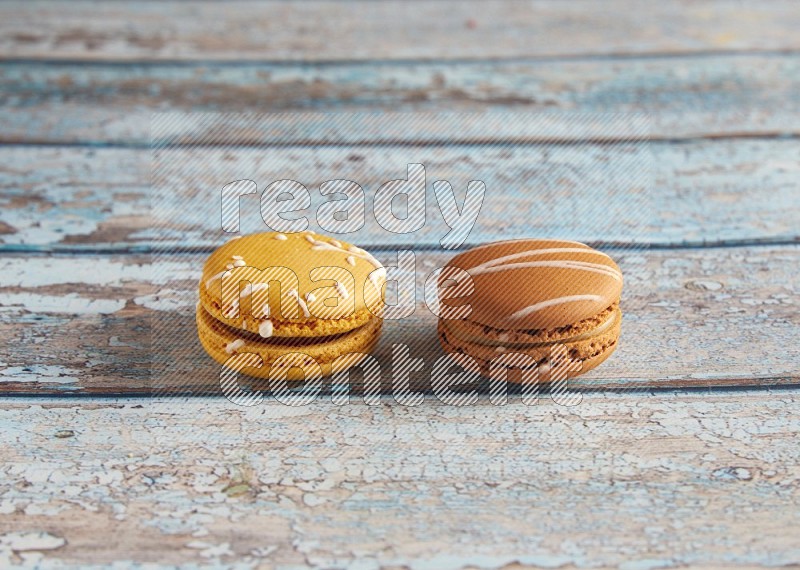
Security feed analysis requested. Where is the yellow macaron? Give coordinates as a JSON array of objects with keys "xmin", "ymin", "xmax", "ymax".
[{"xmin": 197, "ymin": 231, "xmax": 385, "ymax": 380}]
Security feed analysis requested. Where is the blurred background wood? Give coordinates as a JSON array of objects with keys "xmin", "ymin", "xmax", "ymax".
[{"xmin": 3, "ymin": 1, "xmax": 800, "ymax": 61}]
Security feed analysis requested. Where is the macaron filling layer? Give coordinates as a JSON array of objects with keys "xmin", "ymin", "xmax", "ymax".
[
  {"xmin": 439, "ymin": 306, "xmax": 620, "ymax": 366},
  {"xmin": 200, "ymin": 288, "xmax": 379, "ymax": 339},
  {"xmin": 442, "ymin": 302, "xmax": 620, "ymax": 347},
  {"xmin": 197, "ymin": 304, "xmax": 382, "ymax": 371}
]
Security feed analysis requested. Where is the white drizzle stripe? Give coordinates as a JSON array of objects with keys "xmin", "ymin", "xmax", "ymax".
[
  {"xmin": 231, "ymin": 255, "xmax": 244, "ymax": 260},
  {"xmin": 470, "ymin": 248, "xmax": 614, "ymax": 272},
  {"xmin": 346, "ymin": 256, "xmax": 356, "ymax": 266},
  {"xmin": 509, "ymin": 295, "xmax": 604, "ymax": 321},
  {"xmin": 224, "ymin": 299, "xmax": 240, "ymax": 318},
  {"xmin": 461, "ymin": 238, "xmax": 594, "ymax": 254},
  {"xmin": 368, "ymin": 267, "xmax": 386, "ymax": 290},
  {"xmin": 309, "ymin": 240, "xmax": 383, "ymax": 270},
  {"xmin": 274, "ymin": 234, "xmax": 287, "ymax": 240},
  {"xmin": 225, "ymin": 339, "xmax": 245, "ymax": 354},
  {"xmin": 205, "ymin": 269, "xmax": 231, "ymax": 290},
  {"xmin": 469, "ymin": 260, "xmax": 622, "ymax": 281},
  {"xmin": 335, "ymin": 281, "xmax": 349, "ymax": 300},
  {"xmin": 258, "ymin": 320, "xmax": 273, "ymax": 338},
  {"xmin": 288, "ymin": 289, "xmax": 310, "ymax": 317},
  {"xmin": 239, "ymin": 283, "xmax": 268, "ymax": 298}
]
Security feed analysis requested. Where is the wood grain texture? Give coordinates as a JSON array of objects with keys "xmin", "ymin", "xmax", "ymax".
[
  {"xmin": 0, "ymin": 245, "xmax": 797, "ymax": 395},
  {"xmin": 2, "ymin": 1, "xmax": 798, "ymax": 566},
  {"xmin": 2, "ymin": 1, "xmax": 800, "ymax": 62},
  {"xmin": 2, "ymin": 139, "xmax": 798, "ymax": 252},
  {"xmin": 3, "ymin": 54, "xmax": 800, "ymax": 144},
  {"xmin": 2, "ymin": 391, "xmax": 800, "ymax": 566}
]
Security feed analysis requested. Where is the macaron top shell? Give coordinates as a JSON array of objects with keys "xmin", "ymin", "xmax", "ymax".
[
  {"xmin": 442, "ymin": 239, "xmax": 622, "ymax": 330},
  {"xmin": 201, "ymin": 231, "xmax": 385, "ymax": 334}
]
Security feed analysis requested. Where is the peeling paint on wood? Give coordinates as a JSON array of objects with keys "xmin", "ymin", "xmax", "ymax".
[
  {"xmin": 2, "ymin": 140, "xmax": 799, "ymax": 251},
  {"xmin": 1, "ymin": 391, "xmax": 800, "ymax": 567}
]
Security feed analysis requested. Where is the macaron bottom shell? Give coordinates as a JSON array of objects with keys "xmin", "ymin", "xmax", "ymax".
[
  {"xmin": 438, "ymin": 307, "xmax": 621, "ymax": 382},
  {"xmin": 197, "ymin": 304, "xmax": 382, "ymax": 381}
]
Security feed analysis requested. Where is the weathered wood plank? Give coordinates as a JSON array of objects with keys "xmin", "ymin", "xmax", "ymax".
[
  {"xmin": 2, "ymin": 391, "xmax": 800, "ymax": 566},
  {"xmin": 2, "ymin": 139, "xmax": 798, "ymax": 251},
  {"xmin": 2, "ymin": 1, "xmax": 800, "ymax": 62},
  {"xmin": 3, "ymin": 54, "xmax": 800, "ymax": 144},
  {"xmin": 0, "ymin": 245, "xmax": 797, "ymax": 395},
  {"xmin": 0, "ymin": 147, "xmax": 148, "ymax": 250}
]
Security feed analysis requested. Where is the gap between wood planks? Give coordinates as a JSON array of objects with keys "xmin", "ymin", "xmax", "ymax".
[
  {"xmin": 4, "ymin": 134, "xmax": 800, "ymax": 151},
  {"xmin": 7, "ymin": 48, "xmax": 800, "ymax": 67},
  {"xmin": 5, "ymin": 133, "xmax": 800, "ymax": 150},
  {"xmin": 2, "ymin": 237, "xmax": 799, "ymax": 256},
  {"xmin": 3, "ymin": 380, "xmax": 800, "ymax": 401}
]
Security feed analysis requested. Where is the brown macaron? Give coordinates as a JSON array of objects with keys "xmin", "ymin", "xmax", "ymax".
[{"xmin": 437, "ymin": 239, "xmax": 622, "ymax": 382}]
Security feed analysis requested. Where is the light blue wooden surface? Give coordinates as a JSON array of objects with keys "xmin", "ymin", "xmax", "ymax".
[{"xmin": 0, "ymin": 2, "xmax": 799, "ymax": 567}]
